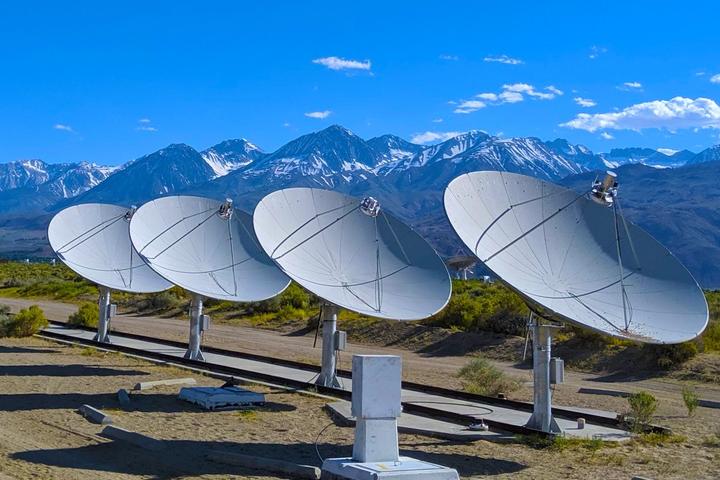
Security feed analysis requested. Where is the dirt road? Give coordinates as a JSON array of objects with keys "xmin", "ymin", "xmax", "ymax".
[{"xmin": 2, "ymin": 297, "xmax": 719, "ymax": 411}]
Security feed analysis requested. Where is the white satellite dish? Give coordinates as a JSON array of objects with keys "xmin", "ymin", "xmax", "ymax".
[
  {"xmin": 444, "ymin": 171, "xmax": 709, "ymax": 432},
  {"xmin": 129, "ymin": 195, "xmax": 290, "ymax": 360},
  {"xmin": 253, "ymin": 188, "xmax": 451, "ymax": 386},
  {"xmin": 48, "ymin": 203, "xmax": 173, "ymax": 343}
]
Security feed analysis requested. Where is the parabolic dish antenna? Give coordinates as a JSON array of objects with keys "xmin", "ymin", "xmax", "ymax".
[
  {"xmin": 48, "ymin": 203, "xmax": 173, "ymax": 342},
  {"xmin": 253, "ymin": 188, "xmax": 451, "ymax": 386},
  {"xmin": 129, "ymin": 195, "xmax": 290, "ymax": 360},
  {"xmin": 444, "ymin": 171, "xmax": 708, "ymax": 344},
  {"xmin": 444, "ymin": 171, "xmax": 708, "ymax": 433}
]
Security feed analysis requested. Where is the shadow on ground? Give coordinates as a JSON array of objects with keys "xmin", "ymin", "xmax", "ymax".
[
  {"xmin": 0, "ymin": 390, "xmax": 297, "ymax": 414},
  {"xmin": 13, "ymin": 439, "xmax": 526, "ymax": 478},
  {"xmin": 0, "ymin": 345, "xmax": 60, "ymax": 354},
  {"xmin": 0, "ymin": 364, "xmax": 149, "ymax": 377}
]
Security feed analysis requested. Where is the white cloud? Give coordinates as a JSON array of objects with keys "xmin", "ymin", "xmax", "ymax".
[
  {"xmin": 453, "ymin": 100, "xmax": 486, "ymax": 114},
  {"xmin": 657, "ymin": 148, "xmax": 679, "ymax": 155},
  {"xmin": 711, "ymin": 74, "xmax": 720, "ymax": 84},
  {"xmin": 410, "ymin": 131, "xmax": 463, "ymax": 144},
  {"xmin": 283, "ymin": 122, "xmax": 291, "ymax": 127},
  {"xmin": 618, "ymin": 81, "xmax": 643, "ymax": 91},
  {"xmin": 305, "ymin": 110, "xmax": 332, "ymax": 119},
  {"xmin": 560, "ymin": 97, "xmax": 720, "ymax": 132},
  {"xmin": 432, "ymin": 118, "xmax": 443, "ymax": 123},
  {"xmin": 574, "ymin": 97, "xmax": 597, "ymax": 107},
  {"xmin": 312, "ymin": 56, "xmax": 371, "ymax": 71},
  {"xmin": 452, "ymin": 83, "xmax": 562, "ymax": 114},
  {"xmin": 600, "ymin": 132, "xmax": 614, "ymax": 140},
  {"xmin": 53, "ymin": 124, "xmax": 74, "ymax": 133},
  {"xmin": 439, "ymin": 54, "xmax": 459, "ymax": 61},
  {"xmin": 589, "ymin": 46, "xmax": 607, "ymax": 59},
  {"xmin": 136, "ymin": 118, "xmax": 158, "ymax": 132},
  {"xmin": 484, "ymin": 54, "xmax": 523, "ymax": 65}
]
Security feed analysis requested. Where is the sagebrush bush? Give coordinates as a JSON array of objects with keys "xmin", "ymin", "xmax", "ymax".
[
  {"xmin": 644, "ymin": 342, "xmax": 698, "ymax": 369},
  {"xmin": 702, "ymin": 321, "xmax": 720, "ymax": 352},
  {"xmin": 68, "ymin": 302, "xmax": 99, "ymax": 328},
  {"xmin": 457, "ymin": 357, "xmax": 519, "ymax": 396},
  {"xmin": 430, "ymin": 280, "xmax": 528, "ymax": 335},
  {"xmin": 1, "ymin": 305, "xmax": 48, "ymax": 337},
  {"xmin": 627, "ymin": 391, "xmax": 658, "ymax": 431},
  {"xmin": 682, "ymin": 386, "xmax": 699, "ymax": 417}
]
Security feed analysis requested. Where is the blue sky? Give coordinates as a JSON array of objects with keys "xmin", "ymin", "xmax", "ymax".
[{"xmin": 1, "ymin": 1, "xmax": 719, "ymax": 165}]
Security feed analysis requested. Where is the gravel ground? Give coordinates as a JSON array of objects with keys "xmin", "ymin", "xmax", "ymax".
[{"xmin": 0, "ymin": 336, "xmax": 719, "ymax": 479}]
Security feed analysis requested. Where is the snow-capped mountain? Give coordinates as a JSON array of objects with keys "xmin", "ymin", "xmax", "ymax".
[
  {"xmin": 601, "ymin": 147, "xmax": 695, "ymax": 168},
  {"xmin": 544, "ymin": 138, "xmax": 606, "ymax": 170},
  {"xmin": 686, "ymin": 145, "xmax": 720, "ymax": 165},
  {"xmin": 367, "ymin": 134, "xmax": 425, "ymax": 166},
  {"xmin": 0, "ymin": 159, "xmax": 114, "ymax": 194},
  {"xmin": 67, "ymin": 144, "xmax": 216, "ymax": 205},
  {"xmin": 201, "ymin": 139, "xmax": 266, "ymax": 178}
]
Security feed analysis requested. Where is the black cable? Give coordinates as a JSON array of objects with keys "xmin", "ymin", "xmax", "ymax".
[{"xmin": 314, "ymin": 421, "xmax": 336, "ymax": 463}]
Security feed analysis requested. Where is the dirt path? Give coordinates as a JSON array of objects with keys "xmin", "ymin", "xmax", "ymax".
[{"xmin": 3, "ymin": 297, "xmax": 719, "ymax": 411}]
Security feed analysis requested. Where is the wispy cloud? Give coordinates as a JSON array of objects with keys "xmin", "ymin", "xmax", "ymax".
[
  {"xmin": 711, "ymin": 74, "xmax": 720, "ymax": 84},
  {"xmin": 560, "ymin": 97, "xmax": 720, "ymax": 132},
  {"xmin": 600, "ymin": 132, "xmax": 614, "ymax": 140},
  {"xmin": 589, "ymin": 45, "xmax": 607, "ymax": 59},
  {"xmin": 53, "ymin": 123, "xmax": 74, "ymax": 133},
  {"xmin": 483, "ymin": 54, "xmax": 523, "ymax": 65},
  {"xmin": 618, "ymin": 81, "xmax": 643, "ymax": 91},
  {"xmin": 305, "ymin": 110, "xmax": 332, "ymax": 119},
  {"xmin": 574, "ymin": 97, "xmax": 597, "ymax": 107},
  {"xmin": 136, "ymin": 118, "xmax": 158, "ymax": 132},
  {"xmin": 410, "ymin": 131, "xmax": 463, "ymax": 144},
  {"xmin": 439, "ymin": 54, "xmax": 459, "ymax": 61},
  {"xmin": 453, "ymin": 83, "xmax": 562, "ymax": 114},
  {"xmin": 283, "ymin": 122, "xmax": 291, "ymax": 128},
  {"xmin": 432, "ymin": 118, "xmax": 444, "ymax": 123},
  {"xmin": 312, "ymin": 56, "xmax": 371, "ymax": 71},
  {"xmin": 454, "ymin": 100, "xmax": 486, "ymax": 114}
]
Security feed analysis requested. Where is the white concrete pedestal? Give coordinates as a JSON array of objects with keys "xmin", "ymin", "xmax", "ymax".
[{"xmin": 321, "ymin": 355, "xmax": 458, "ymax": 480}]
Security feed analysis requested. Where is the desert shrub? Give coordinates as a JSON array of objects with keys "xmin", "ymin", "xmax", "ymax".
[
  {"xmin": 682, "ymin": 386, "xmax": 699, "ymax": 417},
  {"xmin": 643, "ymin": 341, "xmax": 698, "ymax": 369},
  {"xmin": 457, "ymin": 357, "xmax": 519, "ymax": 396},
  {"xmin": 68, "ymin": 302, "xmax": 99, "ymax": 328},
  {"xmin": 0, "ymin": 304, "xmax": 10, "ymax": 316},
  {"xmin": 701, "ymin": 321, "xmax": 720, "ymax": 352},
  {"xmin": 627, "ymin": 391, "xmax": 658, "ymax": 431},
  {"xmin": 148, "ymin": 291, "xmax": 181, "ymax": 310},
  {"xmin": 430, "ymin": 280, "xmax": 528, "ymax": 335},
  {"xmin": 1, "ymin": 305, "xmax": 48, "ymax": 337}
]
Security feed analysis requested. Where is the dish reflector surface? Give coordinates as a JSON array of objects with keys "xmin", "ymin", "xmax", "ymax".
[
  {"xmin": 444, "ymin": 171, "xmax": 708, "ymax": 344},
  {"xmin": 129, "ymin": 196, "xmax": 289, "ymax": 301},
  {"xmin": 48, "ymin": 204, "xmax": 172, "ymax": 293},
  {"xmin": 253, "ymin": 188, "xmax": 451, "ymax": 320}
]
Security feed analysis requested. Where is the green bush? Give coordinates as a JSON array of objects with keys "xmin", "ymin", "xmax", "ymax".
[
  {"xmin": 644, "ymin": 342, "xmax": 698, "ymax": 369},
  {"xmin": 702, "ymin": 322, "xmax": 720, "ymax": 352},
  {"xmin": 457, "ymin": 357, "xmax": 519, "ymax": 396},
  {"xmin": 627, "ymin": 391, "xmax": 658, "ymax": 431},
  {"xmin": 1, "ymin": 305, "xmax": 48, "ymax": 337},
  {"xmin": 68, "ymin": 302, "xmax": 99, "ymax": 328},
  {"xmin": 430, "ymin": 280, "xmax": 528, "ymax": 335},
  {"xmin": 682, "ymin": 386, "xmax": 699, "ymax": 417}
]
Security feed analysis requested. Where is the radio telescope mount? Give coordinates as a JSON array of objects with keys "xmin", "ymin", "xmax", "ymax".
[
  {"xmin": 253, "ymin": 188, "xmax": 452, "ymax": 388},
  {"xmin": 129, "ymin": 196, "xmax": 290, "ymax": 361},
  {"xmin": 445, "ymin": 171, "xmax": 708, "ymax": 433},
  {"xmin": 48, "ymin": 203, "xmax": 173, "ymax": 343}
]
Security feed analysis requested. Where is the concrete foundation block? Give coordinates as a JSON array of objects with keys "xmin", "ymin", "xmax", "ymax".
[
  {"xmin": 207, "ymin": 451, "xmax": 321, "ymax": 479},
  {"xmin": 322, "ymin": 456, "xmax": 459, "ymax": 480},
  {"xmin": 78, "ymin": 404, "xmax": 113, "ymax": 425},
  {"xmin": 100, "ymin": 425, "xmax": 166, "ymax": 451},
  {"xmin": 133, "ymin": 377, "xmax": 197, "ymax": 391}
]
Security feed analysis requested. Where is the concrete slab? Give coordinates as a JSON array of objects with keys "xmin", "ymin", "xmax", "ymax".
[
  {"xmin": 134, "ymin": 377, "xmax": 197, "ymax": 391},
  {"xmin": 326, "ymin": 401, "xmax": 510, "ymax": 442},
  {"xmin": 43, "ymin": 325, "xmax": 631, "ymax": 441},
  {"xmin": 208, "ymin": 450, "xmax": 321, "ymax": 480}
]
